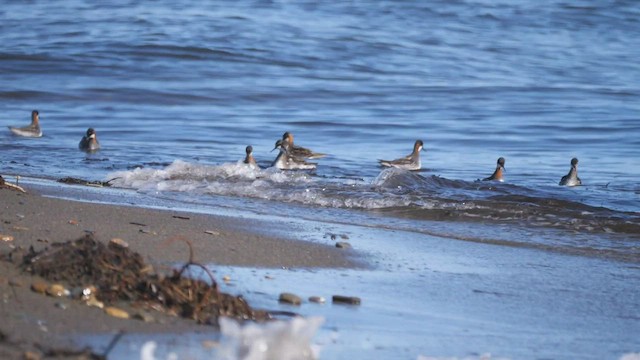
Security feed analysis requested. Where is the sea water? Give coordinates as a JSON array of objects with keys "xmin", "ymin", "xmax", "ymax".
[{"xmin": 2, "ymin": 1, "xmax": 639, "ymax": 359}]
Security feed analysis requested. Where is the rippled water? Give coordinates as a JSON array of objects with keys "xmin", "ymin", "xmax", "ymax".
[
  {"xmin": 1, "ymin": 3, "xmax": 639, "ymax": 251},
  {"xmin": 2, "ymin": 2, "xmax": 640, "ymax": 358}
]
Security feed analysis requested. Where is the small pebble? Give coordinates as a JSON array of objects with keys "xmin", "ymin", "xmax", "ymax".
[
  {"xmin": 86, "ymin": 297, "xmax": 104, "ymax": 309},
  {"xmin": 68, "ymin": 219, "xmax": 78, "ymax": 225},
  {"xmin": 308, "ymin": 296, "xmax": 326, "ymax": 304},
  {"xmin": 222, "ymin": 275, "xmax": 231, "ymax": 283},
  {"xmin": 335, "ymin": 242, "xmax": 351, "ymax": 249},
  {"xmin": 279, "ymin": 292, "xmax": 302, "ymax": 305},
  {"xmin": 109, "ymin": 238, "xmax": 129, "ymax": 249},
  {"xmin": 0, "ymin": 234, "xmax": 14, "ymax": 242},
  {"xmin": 46, "ymin": 284, "xmax": 69, "ymax": 297},
  {"xmin": 31, "ymin": 281, "xmax": 49, "ymax": 294},
  {"xmin": 133, "ymin": 312, "xmax": 154, "ymax": 323},
  {"xmin": 23, "ymin": 351, "xmax": 42, "ymax": 360},
  {"xmin": 340, "ymin": 234, "xmax": 350, "ymax": 239},
  {"xmin": 201, "ymin": 340, "xmax": 219, "ymax": 349},
  {"xmin": 332, "ymin": 295, "xmax": 361, "ymax": 305},
  {"xmin": 105, "ymin": 306, "xmax": 130, "ymax": 319}
]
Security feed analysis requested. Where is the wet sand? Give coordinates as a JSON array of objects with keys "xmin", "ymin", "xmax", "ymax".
[{"xmin": 0, "ymin": 187, "xmax": 358, "ymax": 358}]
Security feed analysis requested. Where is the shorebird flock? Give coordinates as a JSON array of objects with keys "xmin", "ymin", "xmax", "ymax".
[{"xmin": 7, "ymin": 110, "xmax": 582, "ymax": 186}]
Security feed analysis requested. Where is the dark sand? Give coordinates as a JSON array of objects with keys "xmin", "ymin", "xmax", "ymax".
[{"xmin": 0, "ymin": 187, "xmax": 358, "ymax": 358}]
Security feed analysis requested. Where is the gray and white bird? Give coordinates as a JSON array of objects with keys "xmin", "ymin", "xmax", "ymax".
[
  {"xmin": 271, "ymin": 139, "xmax": 317, "ymax": 170},
  {"xmin": 8, "ymin": 110, "xmax": 42, "ymax": 138},
  {"xmin": 79, "ymin": 128, "xmax": 100, "ymax": 152},
  {"xmin": 378, "ymin": 140, "xmax": 424, "ymax": 171},
  {"xmin": 559, "ymin": 157, "xmax": 582, "ymax": 186}
]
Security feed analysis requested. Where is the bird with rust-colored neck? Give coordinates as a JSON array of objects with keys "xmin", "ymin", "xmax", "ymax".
[
  {"xmin": 483, "ymin": 157, "xmax": 505, "ymax": 182},
  {"xmin": 282, "ymin": 132, "xmax": 326, "ymax": 159},
  {"xmin": 243, "ymin": 145, "xmax": 258, "ymax": 168}
]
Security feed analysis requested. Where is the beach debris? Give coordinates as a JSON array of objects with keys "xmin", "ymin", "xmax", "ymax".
[
  {"xmin": 57, "ymin": 176, "xmax": 117, "ymax": 187},
  {"xmin": 129, "ymin": 222, "xmax": 147, "ymax": 227},
  {"xmin": 335, "ymin": 242, "xmax": 351, "ymax": 249},
  {"xmin": 0, "ymin": 175, "xmax": 26, "ymax": 193},
  {"xmin": 31, "ymin": 281, "xmax": 48, "ymax": 294},
  {"xmin": 12, "ymin": 226, "xmax": 29, "ymax": 231},
  {"xmin": 308, "ymin": 296, "xmax": 326, "ymax": 304},
  {"xmin": 223, "ymin": 275, "xmax": 231, "ymax": 283},
  {"xmin": 204, "ymin": 230, "xmax": 220, "ymax": 236},
  {"xmin": 332, "ymin": 295, "xmax": 361, "ymax": 305},
  {"xmin": 340, "ymin": 234, "xmax": 349, "ymax": 240},
  {"xmin": 68, "ymin": 219, "xmax": 79, "ymax": 225},
  {"xmin": 139, "ymin": 229, "xmax": 157, "ymax": 235},
  {"xmin": 218, "ymin": 316, "xmax": 324, "ymax": 360},
  {"xmin": 55, "ymin": 302, "xmax": 68, "ymax": 310},
  {"xmin": 279, "ymin": 293, "xmax": 302, "ymax": 306},
  {"xmin": 15, "ymin": 234, "xmax": 272, "ymax": 324},
  {"xmin": 172, "ymin": 215, "xmax": 190, "ymax": 220},
  {"xmin": 1, "ymin": 234, "xmax": 14, "ymax": 242},
  {"xmin": 105, "ymin": 306, "xmax": 130, "ymax": 319}
]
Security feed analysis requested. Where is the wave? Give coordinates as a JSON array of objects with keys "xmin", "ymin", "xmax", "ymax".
[{"xmin": 109, "ymin": 161, "xmax": 640, "ymax": 238}]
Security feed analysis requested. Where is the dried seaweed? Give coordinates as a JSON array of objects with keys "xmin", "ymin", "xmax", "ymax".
[
  {"xmin": 56, "ymin": 177, "xmax": 118, "ymax": 187},
  {"xmin": 20, "ymin": 235, "xmax": 271, "ymax": 324}
]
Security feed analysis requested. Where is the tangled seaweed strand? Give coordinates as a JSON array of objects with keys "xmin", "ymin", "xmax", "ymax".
[{"xmin": 21, "ymin": 235, "xmax": 270, "ymax": 324}]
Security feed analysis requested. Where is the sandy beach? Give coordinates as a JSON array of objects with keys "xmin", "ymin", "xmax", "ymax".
[{"xmin": 0, "ymin": 186, "xmax": 359, "ymax": 359}]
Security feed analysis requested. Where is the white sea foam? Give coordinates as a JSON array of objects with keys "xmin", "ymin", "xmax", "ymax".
[
  {"xmin": 217, "ymin": 316, "xmax": 324, "ymax": 360},
  {"xmin": 108, "ymin": 160, "xmax": 414, "ymax": 210}
]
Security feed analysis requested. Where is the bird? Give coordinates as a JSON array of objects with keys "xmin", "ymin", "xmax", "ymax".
[
  {"xmin": 378, "ymin": 140, "xmax": 424, "ymax": 171},
  {"xmin": 271, "ymin": 139, "xmax": 317, "ymax": 170},
  {"xmin": 79, "ymin": 128, "xmax": 100, "ymax": 152},
  {"xmin": 559, "ymin": 157, "xmax": 582, "ymax": 186},
  {"xmin": 282, "ymin": 132, "xmax": 326, "ymax": 159},
  {"xmin": 8, "ymin": 110, "xmax": 42, "ymax": 137},
  {"xmin": 243, "ymin": 145, "xmax": 258, "ymax": 168},
  {"xmin": 483, "ymin": 157, "xmax": 505, "ymax": 182}
]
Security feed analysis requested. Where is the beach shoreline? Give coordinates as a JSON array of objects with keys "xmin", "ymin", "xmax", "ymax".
[{"xmin": 0, "ymin": 185, "xmax": 360, "ymax": 358}]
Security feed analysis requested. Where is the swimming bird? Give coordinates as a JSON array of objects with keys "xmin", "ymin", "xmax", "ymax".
[
  {"xmin": 378, "ymin": 140, "xmax": 424, "ymax": 171},
  {"xmin": 559, "ymin": 157, "xmax": 582, "ymax": 186},
  {"xmin": 483, "ymin": 157, "xmax": 505, "ymax": 182},
  {"xmin": 79, "ymin": 128, "xmax": 100, "ymax": 152},
  {"xmin": 244, "ymin": 145, "xmax": 258, "ymax": 168},
  {"xmin": 8, "ymin": 110, "xmax": 42, "ymax": 137},
  {"xmin": 282, "ymin": 132, "xmax": 326, "ymax": 159},
  {"xmin": 271, "ymin": 139, "xmax": 317, "ymax": 170}
]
